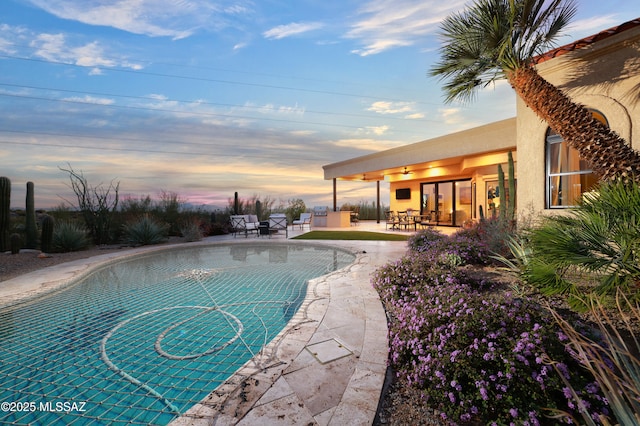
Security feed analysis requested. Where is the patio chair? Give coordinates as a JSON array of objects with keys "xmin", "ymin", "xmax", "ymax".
[
  {"xmin": 268, "ymin": 214, "xmax": 288, "ymax": 238},
  {"xmin": 230, "ymin": 215, "xmax": 259, "ymax": 237},
  {"xmin": 292, "ymin": 212, "xmax": 312, "ymax": 230},
  {"xmin": 385, "ymin": 211, "xmax": 399, "ymax": 230},
  {"xmin": 417, "ymin": 212, "xmax": 434, "ymax": 229},
  {"xmin": 397, "ymin": 211, "xmax": 411, "ymax": 231},
  {"xmin": 350, "ymin": 207, "xmax": 359, "ymax": 226}
]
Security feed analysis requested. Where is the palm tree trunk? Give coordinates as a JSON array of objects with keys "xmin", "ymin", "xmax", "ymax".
[{"xmin": 509, "ymin": 66, "xmax": 640, "ymax": 183}]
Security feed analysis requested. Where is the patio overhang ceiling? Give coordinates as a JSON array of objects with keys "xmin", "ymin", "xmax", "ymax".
[
  {"xmin": 323, "ymin": 118, "xmax": 517, "ymax": 183},
  {"xmin": 334, "ymin": 151, "xmax": 515, "ymax": 183}
]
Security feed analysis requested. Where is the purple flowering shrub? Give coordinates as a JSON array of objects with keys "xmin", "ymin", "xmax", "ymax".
[
  {"xmin": 408, "ymin": 228, "xmax": 490, "ymax": 266},
  {"xmin": 408, "ymin": 227, "xmax": 448, "ymax": 252},
  {"xmin": 372, "ymin": 252, "xmax": 610, "ymax": 424}
]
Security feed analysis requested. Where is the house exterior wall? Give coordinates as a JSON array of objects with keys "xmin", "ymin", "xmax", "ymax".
[
  {"xmin": 387, "ymin": 156, "xmax": 516, "ymax": 217},
  {"xmin": 517, "ymin": 25, "xmax": 640, "ymax": 217}
]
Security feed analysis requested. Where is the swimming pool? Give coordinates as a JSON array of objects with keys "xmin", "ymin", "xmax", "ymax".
[{"xmin": 0, "ymin": 243, "xmax": 355, "ymax": 425}]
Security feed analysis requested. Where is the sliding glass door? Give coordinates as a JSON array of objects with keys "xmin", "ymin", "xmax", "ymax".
[{"xmin": 421, "ymin": 179, "xmax": 471, "ymax": 226}]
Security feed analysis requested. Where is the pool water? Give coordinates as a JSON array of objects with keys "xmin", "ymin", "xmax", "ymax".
[{"xmin": 0, "ymin": 243, "xmax": 355, "ymax": 425}]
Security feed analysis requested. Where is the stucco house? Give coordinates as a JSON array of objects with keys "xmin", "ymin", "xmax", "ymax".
[{"xmin": 323, "ymin": 17, "xmax": 640, "ymax": 227}]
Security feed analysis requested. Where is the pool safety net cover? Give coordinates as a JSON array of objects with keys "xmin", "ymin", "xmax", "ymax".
[{"xmin": 0, "ymin": 244, "xmax": 354, "ymax": 425}]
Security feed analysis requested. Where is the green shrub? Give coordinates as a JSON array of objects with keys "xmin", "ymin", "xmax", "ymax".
[
  {"xmin": 122, "ymin": 215, "xmax": 168, "ymax": 246},
  {"xmin": 52, "ymin": 221, "xmax": 91, "ymax": 252},
  {"xmin": 526, "ymin": 181, "xmax": 640, "ymax": 302}
]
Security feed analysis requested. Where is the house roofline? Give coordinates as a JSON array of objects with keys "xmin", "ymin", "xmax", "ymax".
[{"xmin": 535, "ymin": 17, "xmax": 640, "ymax": 64}]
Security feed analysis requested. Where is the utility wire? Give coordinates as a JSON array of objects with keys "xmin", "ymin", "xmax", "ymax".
[
  {"xmin": 0, "ymin": 53, "xmax": 430, "ymax": 104},
  {"xmin": 0, "ymin": 139, "xmax": 332, "ymax": 162},
  {"xmin": 0, "ymin": 82, "xmax": 439, "ymax": 124}
]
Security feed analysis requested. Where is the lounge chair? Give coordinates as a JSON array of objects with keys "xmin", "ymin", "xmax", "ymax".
[
  {"xmin": 268, "ymin": 214, "xmax": 288, "ymax": 238},
  {"xmin": 292, "ymin": 212, "xmax": 312, "ymax": 230},
  {"xmin": 230, "ymin": 215, "xmax": 260, "ymax": 237}
]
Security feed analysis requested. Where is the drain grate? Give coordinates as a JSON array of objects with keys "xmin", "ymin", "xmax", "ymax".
[{"xmin": 306, "ymin": 339, "xmax": 352, "ymax": 364}]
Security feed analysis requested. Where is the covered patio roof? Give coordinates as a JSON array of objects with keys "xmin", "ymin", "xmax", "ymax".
[{"xmin": 323, "ymin": 118, "xmax": 517, "ymax": 183}]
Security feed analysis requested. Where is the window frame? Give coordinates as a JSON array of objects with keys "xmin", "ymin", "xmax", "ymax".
[{"xmin": 545, "ymin": 110, "xmax": 606, "ymax": 209}]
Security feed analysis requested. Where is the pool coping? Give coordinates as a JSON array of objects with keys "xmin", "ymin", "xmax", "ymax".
[{"xmin": 1, "ymin": 236, "xmax": 407, "ymax": 425}]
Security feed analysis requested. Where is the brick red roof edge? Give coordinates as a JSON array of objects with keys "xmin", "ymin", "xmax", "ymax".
[{"xmin": 535, "ymin": 17, "xmax": 640, "ymax": 64}]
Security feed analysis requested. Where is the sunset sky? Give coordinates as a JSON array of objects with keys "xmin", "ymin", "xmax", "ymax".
[{"xmin": 1, "ymin": 0, "xmax": 637, "ymax": 210}]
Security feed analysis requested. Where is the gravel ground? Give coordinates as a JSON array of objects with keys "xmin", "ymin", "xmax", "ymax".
[{"xmin": 0, "ymin": 246, "xmax": 130, "ymax": 282}]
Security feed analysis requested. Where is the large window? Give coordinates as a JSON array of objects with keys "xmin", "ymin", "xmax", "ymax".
[{"xmin": 545, "ymin": 111, "xmax": 605, "ymax": 208}]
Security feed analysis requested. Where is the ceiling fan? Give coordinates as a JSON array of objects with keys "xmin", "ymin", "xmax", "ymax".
[{"xmin": 402, "ymin": 167, "xmax": 413, "ymax": 175}]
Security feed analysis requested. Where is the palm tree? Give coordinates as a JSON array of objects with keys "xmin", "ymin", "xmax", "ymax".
[{"xmin": 430, "ymin": 0, "xmax": 640, "ymax": 183}]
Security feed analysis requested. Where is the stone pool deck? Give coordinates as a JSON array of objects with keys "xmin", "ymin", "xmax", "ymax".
[
  {"xmin": 171, "ymin": 238, "xmax": 406, "ymax": 426},
  {"xmin": 1, "ymin": 221, "xmax": 412, "ymax": 425}
]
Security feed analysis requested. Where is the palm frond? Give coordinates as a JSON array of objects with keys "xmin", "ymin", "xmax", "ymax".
[{"xmin": 431, "ymin": 0, "xmax": 577, "ymax": 103}]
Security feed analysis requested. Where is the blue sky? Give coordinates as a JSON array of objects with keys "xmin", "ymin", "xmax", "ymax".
[{"xmin": 1, "ymin": 0, "xmax": 638, "ymax": 210}]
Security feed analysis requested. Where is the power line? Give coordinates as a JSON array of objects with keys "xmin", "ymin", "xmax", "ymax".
[
  {"xmin": 0, "ymin": 53, "xmax": 433, "ymax": 104},
  {"xmin": 0, "ymin": 138, "xmax": 329, "ymax": 162},
  {"xmin": 3, "ymin": 40, "xmax": 424, "ymax": 98},
  {"xmin": 0, "ymin": 91, "xmax": 372, "ymax": 131},
  {"xmin": 0, "ymin": 82, "xmax": 440, "ymax": 124}
]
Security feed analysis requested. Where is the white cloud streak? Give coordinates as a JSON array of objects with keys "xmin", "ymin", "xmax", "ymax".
[
  {"xmin": 368, "ymin": 101, "xmax": 414, "ymax": 115},
  {"xmin": 23, "ymin": 0, "xmax": 254, "ymax": 39},
  {"xmin": 263, "ymin": 22, "xmax": 325, "ymax": 40},
  {"xmin": 346, "ymin": 0, "xmax": 468, "ymax": 56},
  {"xmin": 28, "ymin": 33, "xmax": 142, "ymax": 71}
]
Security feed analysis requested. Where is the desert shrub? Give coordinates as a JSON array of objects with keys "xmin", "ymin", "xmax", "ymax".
[
  {"xmin": 52, "ymin": 221, "xmax": 91, "ymax": 252},
  {"xmin": 152, "ymin": 191, "xmax": 183, "ymax": 236},
  {"xmin": 373, "ymin": 253, "xmax": 610, "ymax": 424},
  {"xmin": 179, "ymin": 220, "xmax": 203, "ymax": 242},
  {"xmin": 119, "ymin": 195, "xmax": 153, "ymax": 222},
  {"xmin": 457, "ymin": 216, "xmax": 517, "ymax": 261},
  {"xmin": 122, "ymin": 215, "xmax": 168, "ymax": 246},
  {"xmin": 60, "ymin": 164, "xmax": 120, "ymax": 245}
]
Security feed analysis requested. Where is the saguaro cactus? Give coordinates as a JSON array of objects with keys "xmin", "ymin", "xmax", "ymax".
[
  {"xmin": 41, "ymin": 214, "xmax": 55, "ymax": 253},
  {"xmin": 255, "ymin": 199, "xmax": 262, "ymax": 220},
  {"xmin": 25, "ymin": 181, "xmax": 38, "ymax": 249},
  {"xmin": 507, "ymin": 151, "xmax": 516, "ymax": 222},
  {"xmin": 498, "ymin": 164, "xmax": 506, "ymax": 219},
  {"xmin": 0, "ymin": 176, "xmax": 11, "ymax": 252},
  {"xmin": 234, "ymin": 192, "xmax": 239, "ymax": 215}
]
